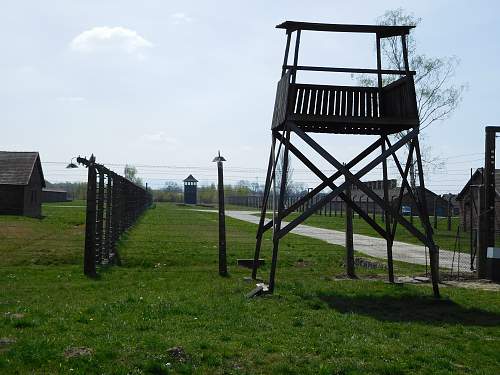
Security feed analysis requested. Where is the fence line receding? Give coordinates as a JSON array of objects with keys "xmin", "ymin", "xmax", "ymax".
[{"xmin": 78, "ymin": 155, "xmax": 153, "ymax": 276}]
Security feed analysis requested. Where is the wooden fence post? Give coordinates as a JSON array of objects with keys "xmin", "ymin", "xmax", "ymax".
[
  {"xmin": 105, "ymin": 173, "xmax": 112, "ymax": 261},
  {"xmin": 447, "ymin": 196, "xmax": 452, "ymax": 231},
  {"xmin": 96, "ymin": 170, "xmax": 105, "ymax": 264},
  {"xmin": 83, "ymin": 155, "xmax": 97, "ymax": 277}
]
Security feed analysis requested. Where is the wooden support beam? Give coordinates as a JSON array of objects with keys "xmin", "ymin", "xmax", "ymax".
[
  {"xmin": 274, "ymin": 131, "xmax": 388, "ymax": 239},
  {"xmin": 291, "ymin": 30, "xmax": 301, "ymax": 84},
  {"xmin": 269, "ymin": 128, "xmax": 291, "ymax": 292},
  {"xmin": 386, "ymin": 138, "xmax": 415, "ymax": 242},
  {"xmin": 262, "ymin": 136, "xmax": 383, "ymax": 233},
  {"xmin": 345, "ymin": 181, "xmax": 355, "ymax": 278},
  {"xmin": 414, "ymin": 138, "xmax": 440, "ymax": 298},
  {"xmin": 286, "ymin": 123, "xmax": 431, "ymax": 247},
  {"xmin": 281, "ymin": 32, "xmax": 292, "ymax": 77},
  {"xmin": 283, "ymin": 65, "xmax": 415, "ymax": 76},
  {"xmin": 253, "ymin": 136, "xmax": 277, "ymax": 279},
  {"xmin": 381, "ymin": 139, "xmax": 394, "ymax": 282}
]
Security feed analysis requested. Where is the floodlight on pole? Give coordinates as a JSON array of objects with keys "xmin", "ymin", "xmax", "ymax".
[
  {"xmin": 66, "ymin": 157, "xmax": 79, "ymax": 169},
  {"xmin": 213, "ymin": 150, "xmax": 227, "ymax": 276}
]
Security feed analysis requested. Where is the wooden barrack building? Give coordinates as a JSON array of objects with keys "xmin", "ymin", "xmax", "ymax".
[{"xmin": 0, "ymin": 151, "xmax": 45, "ymax": 217}]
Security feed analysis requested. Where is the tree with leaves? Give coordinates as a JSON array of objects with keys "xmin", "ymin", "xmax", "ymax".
[{"xmin": 124, "ymin": 164, "xmax": 144, "ymax": 186}]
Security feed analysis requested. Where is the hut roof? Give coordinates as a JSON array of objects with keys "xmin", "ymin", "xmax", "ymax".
[{"xmin": 0, "ymin": 151, "xmax": 45, "ymax": 187}]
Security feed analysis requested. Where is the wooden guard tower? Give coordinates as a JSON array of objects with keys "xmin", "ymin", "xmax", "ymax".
[
  {"xmin": 183, "ymin": 175, "xmax": 198, "ymax": 204},
  {"xmin": 251, "ymin": 21, "xmax": 441, "ymax": 298}
]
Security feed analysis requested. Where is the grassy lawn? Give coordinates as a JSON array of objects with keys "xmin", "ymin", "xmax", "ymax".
[
  {"xmin": 1, "ymin": 203, "xmax": 499, "ymax": 374},
  {"xmin": 254, "ymin": 210, "xmax": 464, "ymax": 252}
]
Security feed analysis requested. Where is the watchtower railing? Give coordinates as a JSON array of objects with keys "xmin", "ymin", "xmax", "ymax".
[
  {"xmin": 381, "ymin": 76, "xmax": 419, "ymax": 121},
  {"xmin": 290, "ymin": 84, "xmax": 381, "ymax": 119},
  {"xmin": 271, "ymin": 69, "xmax": 419, "ymax": 132},
  {"xmin": 271, "ymin": 70, "xmax": 291, "ymax": 129}
]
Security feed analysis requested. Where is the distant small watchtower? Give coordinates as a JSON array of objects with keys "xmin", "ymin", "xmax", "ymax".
[
  {"xmin": 183, "ymin": 175, "xmax": 198, "ymax": 204},
  {"xmin": 252, "ymin": 21, "xmax": 440, "ymax": 298}
]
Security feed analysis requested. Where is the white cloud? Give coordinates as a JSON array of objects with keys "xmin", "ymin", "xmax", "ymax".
[
  {"xmin": 170, "ymin": 12, "xmax": 193, "ymax": 24},
  {"xmin": 70, "ymin": 26, "xmax": 153, "ymax": 56},
  {"xmin": 141, "ymin": 132, "xmax": 179, "ymax": 146}
]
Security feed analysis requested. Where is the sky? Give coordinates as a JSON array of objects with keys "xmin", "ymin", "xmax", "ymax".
[{"xmin": 1, "ymin": 0, "xmax": 499, "ymax": 194}]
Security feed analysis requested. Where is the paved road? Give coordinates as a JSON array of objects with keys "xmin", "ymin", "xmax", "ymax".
[{"xmin": 199, "ymin": 209, "xmax": 472, "ymax": 272}]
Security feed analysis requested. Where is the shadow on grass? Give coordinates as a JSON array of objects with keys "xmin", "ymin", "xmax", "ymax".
[{"xmin": 318, "ymin": 291, "xmax": 500, "ymax": 326}]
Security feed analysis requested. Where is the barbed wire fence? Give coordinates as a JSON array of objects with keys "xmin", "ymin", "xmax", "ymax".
[
  {"xmin": 39, "ymin": 154, "xmax": 484, "ymax": 280},
  {"xmin": 78, "ymin": 155, "xmax": 153, "ymax": 277}
]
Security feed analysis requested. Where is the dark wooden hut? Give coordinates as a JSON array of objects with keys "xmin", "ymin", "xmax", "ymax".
[
  {"xmin": 400, "ymin": 187, "xmax": 450, "ymax": 217},
  {"xmin": 456, "ymin": 168, "xmax": 500, "ymax": 232},
  {"xmin": 0, "ymin": 151, "xmax": 45, "ymax": 217},
  {"xmin": 42, "ymin": 188, "xmax": 69, "ymax": 203},
  {"xmin": 183, "ymin": 175, "xmax": 198, "ymax": 204}
]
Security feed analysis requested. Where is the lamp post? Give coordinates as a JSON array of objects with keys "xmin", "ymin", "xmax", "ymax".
[
  {"xmin": 66, "ymin": 157, "xmax": 79, "ymax": 169},
  {"xmin": 213, "ymin": 151, "xmax": 227, "ymax": 276}
]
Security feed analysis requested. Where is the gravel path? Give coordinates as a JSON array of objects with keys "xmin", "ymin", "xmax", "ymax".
[{"xmin": 199, "ymin": 209, "xmax": 472, "ymax": 272}]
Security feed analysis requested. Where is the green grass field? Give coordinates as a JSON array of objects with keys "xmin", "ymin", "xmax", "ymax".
[
  {"xmin": 1, "ymin": 203, "xmax": 499, "ymax": 374},
  {"xmin": 253, "ymin": 210, "xmax": 464, "ymax": 252}
]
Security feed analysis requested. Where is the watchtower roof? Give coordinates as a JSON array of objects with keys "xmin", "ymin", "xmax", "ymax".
[
  {"xmin": 276, "ymin": 21, "xmax": 414, "ymax": 38},
  {"xmin": 183, "ymin": 174, "xmax": 198, "ymax": 183}
]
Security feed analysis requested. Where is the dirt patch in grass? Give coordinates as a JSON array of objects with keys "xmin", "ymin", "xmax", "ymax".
[
  {"xmin": 295, "ymin": 259, "xmax": 311, "ymax": 268},
  {"xmin": 6, "ymin": 312, "xmax": 26, "ymax": 319},
  {"xmin": 443, "ymin": 279, "xmax": 500, "ymax": 292},
  {"xmin": 0, "ymin": 337, "xmax": 16, "ymax": 352},
  {"xmin": 64, "ymin": 347, "xmax": 93, "ymax": 358},
  {"xmin": 166, "ymin": 346, "xmax": 189, "ymax": 363},
  {"xmin": 339, "ymin": 257, "xmax": 387, "ymax": 270},
  {"xmin": 0, "ymin": 224, "xmax": 35, "ymax": 238}
]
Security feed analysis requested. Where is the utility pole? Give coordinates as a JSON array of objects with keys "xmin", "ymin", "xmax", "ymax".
[{"xmin": 213, "ymin": 151, "xmax": 228, "ymax": 276}]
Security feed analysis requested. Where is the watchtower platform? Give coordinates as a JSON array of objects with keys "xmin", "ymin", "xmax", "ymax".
[{"xmin": 272, "ymin": 21, "xmax": 418, "ymax": 135}]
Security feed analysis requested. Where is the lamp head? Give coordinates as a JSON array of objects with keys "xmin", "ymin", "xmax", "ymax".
[{"xmin": 212, "ymin": 150, "xmax": 226, "ymax": 163}]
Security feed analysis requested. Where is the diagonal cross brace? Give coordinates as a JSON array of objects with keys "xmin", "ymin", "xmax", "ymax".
[
  {"xmin": 274, "ymin": 131, "xmax": 388, "ymax": 239},
  {"xmin": 385, "ymin": 137, "xmax": 415, "ymax": 242},
  {"xmin": 276, "ymin": 124, "xmax": 418, "ymax": 239},
  {"xmin": 261, "ymin": 136, "xmax": 384, "ymax": 233},
  {"xmin": 385, "ymin": 137, "xmax": 421, "ymax": 214},
  {"xmin": 287, "ymin": 122, "xmax": 432, "ymax": 247},
  {"xmin": 255, "ymin": 130, "xmax": 286, "ymax": 231}
]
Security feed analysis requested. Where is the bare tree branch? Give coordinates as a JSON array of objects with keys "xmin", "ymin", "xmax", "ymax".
[{"xmin": 359, "ymin": 8, "xmax": 467, "ymax": 186}]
